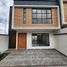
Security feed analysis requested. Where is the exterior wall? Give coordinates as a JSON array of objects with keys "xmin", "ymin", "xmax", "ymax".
[
  {"xmin": 14, "ymin": 7, "xmax": 32, "ymax": 26},
  {"xmin": 63, "ymin": 2, "xmax": 67, "ymax": 23},
  {"xmin": 14, "ymin": 7, "xmax": 23, "ymax": 27},
  {"xmin": 60, "ymin": 0, "xmax": 67, "ymax": 25},
  {"xmin": 27, "ymin": 32, "xmax": 55, "ymax": 49},
  {"xmin": 14, "ymin": 7, "xmax": 59, "ymax": 29},
  {"xmin": 0, "ymin": 36, "xmax": 9, "ymax": 53},
  {"xmin": 16, "ymin": 32, "xmax": 55, "ymax": 49},
  {"xmin": 54, "ymin": 28, "xmax": 67, "ymax": 56},
  {"xmin": 27, "ymin": 32, "xmax": 32, "ymax": 49}
]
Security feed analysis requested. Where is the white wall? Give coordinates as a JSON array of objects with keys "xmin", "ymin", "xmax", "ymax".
[
  {"xmin": 55, "ymin": 28, "xmax": 67, "ymax": 56},
  {"xmin": 27, "ymin": 32, "xmax": 55, "ymax": 49},
  {"xmin": 0, "ymin": 36, "xmax": 9, "ymax": 53},
  {"xmin": 50, "ymin": 33, "xmax": 55, "ymax": 48},
  {"xmin": 27, "ymin": 32, "xmax": 32, "ymax": 49},
  {"xmin": 55, "ymin": 28, "xmax": 67, "ymax": 33}
]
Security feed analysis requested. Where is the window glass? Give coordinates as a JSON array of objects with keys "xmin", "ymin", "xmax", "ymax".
[
  {"xmin": 37, "ymin": 14, "xmax": 41, "ymax": 18},
  {"xmin": 42, "ymin": 14, "xmax": 46, "ymax": 18},
  {"xmin": 37, "ymin": 10, "xmax": 41, "ymax": 13},
  {"xmin": 33, "ymin": 9, "xmax": 37, "ymax": 13},
  {"xmin": 33, "ymin": 14, "xmax": 37, "ymax": 18},
  {"xmin": 32, "ymin": 19, "xmax": 37, "ymax": 24},
  {"xmin": 32, "ymin": 33, "xmax": 49, "ymax": 46},
  {"xmin": 47, "ymin": 9, "xmax": 51, "ymax": 13},
  {"xmin": 42, "ymin": 19, "xmax": 47, "ymax": 24},
  {"xmin": 23, "ymin": 8, "xmax": 26, "ymax": 24},
  {"xmin": 37, "ymin": 19, "xmax": 41, "ymax": 24},
  {"xmin": 47, "ymin": 19, "xmax": 51, "ymax": 24},
  {"xmin": 32, "ymin": 9, "xmax": 52, "ymax": 24},
  {"xmin": 42, "ymin": 9, "xmax": 46, "ymax": 13},
  {"xmin": 47, "ymin": 14, "xmax": 51, "ymax": 18}
]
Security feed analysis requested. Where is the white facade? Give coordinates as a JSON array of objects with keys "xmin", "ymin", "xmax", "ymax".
[
  {"xmin": 0, "ymin": 36, "xmax": 9, "ymax": 53},
  {"xmin": 16, "ymin": 30, "xmax": 67, "ymax": 56},
  {"xmin": 16, "ymin": 32, "xmax": 55, "ymax": 49},
  {"xmin": 55, "ymin": 35, "xmax": 67, "ymax": 56},
  {"xmin": 54, "ymin": 28, "xmax": 67, "ymax": 56}
]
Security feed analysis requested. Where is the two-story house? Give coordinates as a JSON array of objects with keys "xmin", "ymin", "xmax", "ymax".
[{"xmin": 8, "ymin": 0, "xmax": 67, "ymax": 52}]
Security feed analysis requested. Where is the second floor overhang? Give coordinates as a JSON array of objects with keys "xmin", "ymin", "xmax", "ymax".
[{"xmin": 12, "ymin": 5, "xmax": 61, "ymax": 30}]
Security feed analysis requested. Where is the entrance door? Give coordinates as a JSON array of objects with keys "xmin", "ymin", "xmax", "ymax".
[{"xmin": 18, "ymin": 33, "xmax": 27, "ymax": 49}]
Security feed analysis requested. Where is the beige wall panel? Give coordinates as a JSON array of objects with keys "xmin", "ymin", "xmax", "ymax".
[
  {"xmin": 14, "ymin": 7, "xmax": 58, "ymax": 28},
  {"xmin": 26, "ymin": 8, "xmax": 32, "ymax": 24},
  {"xmin": 52, "ymin": 8, "xmax": 58, "ymax": 27},
  {"xmin": 14, "ymin": 7, "xmax": 23, "ymax": 27},
  {"xmin": 63, "ymin": 2, "xmax": 67, "ymax": 22}
]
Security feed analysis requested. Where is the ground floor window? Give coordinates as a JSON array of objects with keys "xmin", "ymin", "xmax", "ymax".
[{"xmin": 32, "ymin": 33, "xmax": 49, "ymax": 47}]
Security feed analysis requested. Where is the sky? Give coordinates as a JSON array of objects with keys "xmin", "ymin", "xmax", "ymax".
[
  {"xmin": 8, "ymin": 0, "xmax": 13, "ymax": 6},
  {"xmin": 0, "ymin": 0, "xmax": 13, "ymax": 34}
]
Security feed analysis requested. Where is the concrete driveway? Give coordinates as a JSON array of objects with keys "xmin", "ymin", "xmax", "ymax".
[{"xmin": 0, "ymin": 49, "xmax": 67, "ymax": 67}]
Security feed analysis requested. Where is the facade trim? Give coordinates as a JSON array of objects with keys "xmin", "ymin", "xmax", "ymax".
[
  {"xmin": 12, "ymin": 4, "xmax": 15, "ymax": 29},
  {"xmin": 12, "ymin": 27, "xmax": 60, "ymax": 30},
  {"xmin": 57, "ymin": 7, "xmax": 61, "ymax": 28},
  {"xmin": 60, "ymin": 0, "xmax": 65, "ymax": 24},
  {"xmin": 54, "ymin": 33, "xmax": 67, "ymax": 35},
  {"xmin": 14, "ymin": 5, "xmax": 59, "ymax": 8},
  {"xmin": 16, "ymin": 32, "xmax": 18, "ymax": 49}
]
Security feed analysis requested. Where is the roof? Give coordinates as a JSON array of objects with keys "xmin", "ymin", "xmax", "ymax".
[
  {"xmin": 14, "ymin": 0, "xmax": 59, "ymax": 5},
  {"xmin": 14, "ymin": 0, "xmax": 57, "ymax": 1}
]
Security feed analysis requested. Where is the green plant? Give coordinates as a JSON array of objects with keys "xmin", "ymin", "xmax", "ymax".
[{"xmin": 0, "ymin": 52, "xmax": 9, "ymax": 61}]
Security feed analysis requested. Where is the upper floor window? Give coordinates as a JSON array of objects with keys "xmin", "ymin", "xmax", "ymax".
[
  {"xmin": 32, "ymin": 9, "xmax": 52, "ymax": 24},
  {"xmin": 23, "ymin": 8, "xmax": 26, "ymax": 24}
]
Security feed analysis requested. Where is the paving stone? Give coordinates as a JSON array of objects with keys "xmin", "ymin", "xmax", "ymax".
[{"xmin": 0, "ymin": 49, "xmax": 67, "ymax": 67}]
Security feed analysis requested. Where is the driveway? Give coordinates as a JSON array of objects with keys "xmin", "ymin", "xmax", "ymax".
[{"xmin": 0, "ymin": 49, "xmax": 67, "ymax": 67}]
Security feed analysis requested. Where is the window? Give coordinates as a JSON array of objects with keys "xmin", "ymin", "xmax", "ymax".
[
  {"xmin": 32, "ymin": 19, "xmax": 37, "ymax": 24},
  {"xmin": 32, "ymin": 33, "xmax": 49, "ymax": 46},
  {"xmin": 23, "ymin": 8, "xmax": 26, "ymax": 24},
  {"xmin": 32, "ymin": 9, "xmax": 52, "ymax": 24}
]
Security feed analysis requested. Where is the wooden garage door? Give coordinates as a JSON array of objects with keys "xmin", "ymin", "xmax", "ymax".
[{"xmin": 18, "ymin": 33, "xmax": 27, "ymax": 49}]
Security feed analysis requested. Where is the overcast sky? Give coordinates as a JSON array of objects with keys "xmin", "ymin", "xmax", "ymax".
[
  {"xmin": 8, "ymin": 0, "xmax": 13, "ymax": 6},
  {"xmin": 0, "ymin": 0, "xmax": 13, "ymax": 34}
]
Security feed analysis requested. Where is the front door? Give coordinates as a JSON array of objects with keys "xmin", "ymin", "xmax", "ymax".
[{"xmin": 18, "ymin": 33, "xmax": 27, "ymax": 49}]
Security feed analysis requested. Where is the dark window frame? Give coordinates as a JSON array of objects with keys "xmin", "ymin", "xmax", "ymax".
[
  {"xmin": 23, "ymin": 8, "xmax": 26, "ymax": 24},
  {"xmin": 32, "ymin": 8, "xmax": 52, "ymax": 24},
  {"xmin": 32, "ymin": 33, "xmax": 50, "ymax": 46}
]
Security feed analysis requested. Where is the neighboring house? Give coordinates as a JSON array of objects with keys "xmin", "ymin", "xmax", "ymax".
[{"xmin": 9, "ymin": 0, "xmax": 67, "ymax": 50}]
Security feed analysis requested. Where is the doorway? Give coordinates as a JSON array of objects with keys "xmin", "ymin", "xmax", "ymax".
[{"xmin": 18, "ymin": 33, "xmax": 27, "ymax": 49}]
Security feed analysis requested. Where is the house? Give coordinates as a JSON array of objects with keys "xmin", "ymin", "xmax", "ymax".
[
  {"xmin": 0, "ymin": 0, "xmax": 67, "ymax": 56},
  {"xmin": 10, "ymin": 0, "xmax": 60, "ymax": 49},
  {"xmin": 9, "ymin": 0, "xmax": 67, "ymax": 50}
]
